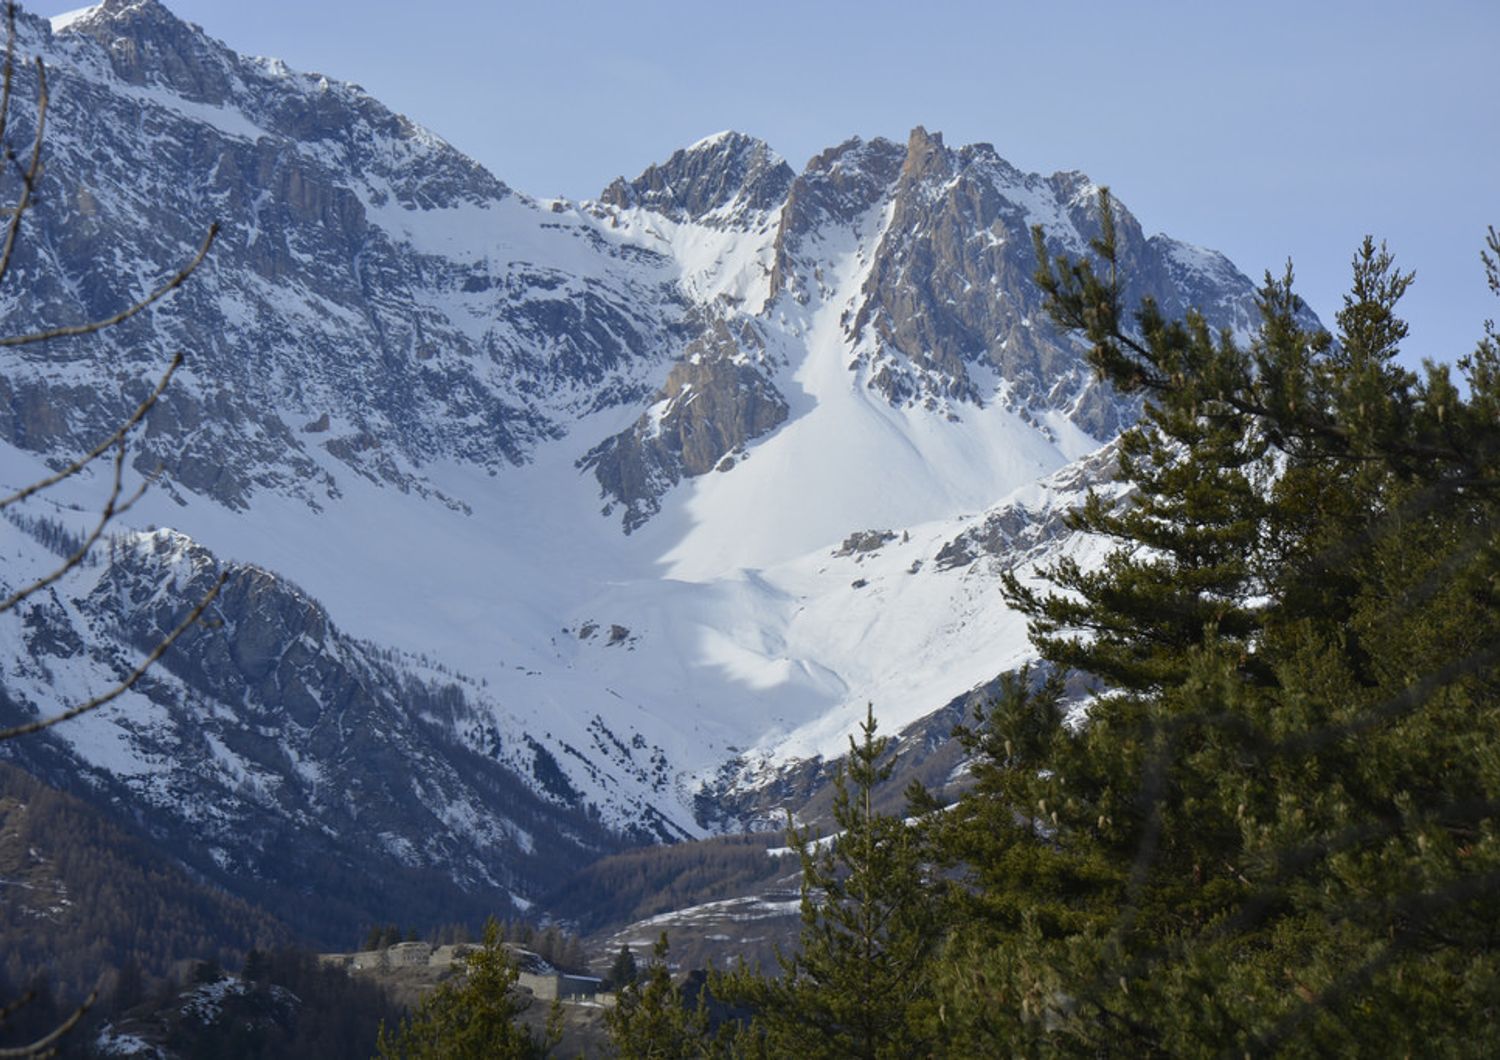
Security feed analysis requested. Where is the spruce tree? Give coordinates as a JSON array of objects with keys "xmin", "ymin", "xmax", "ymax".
[
  {"xmin": 717, "ymin": 706, "xmax": 939, "ymax": 1059},
  {"xmin": 375, "ymin": 918, "xmax": 557, "ymax": 1060},
  {"xmin": 603, "ymin": 933, "xmax": 711, "ymax": 1060},
  {"xmin": 608, "ymin": 945, "xmax": 639, "ymax": 990},
  {"xmin": 925, "ymin": 203, "xmax": 1500, "ymax": 1055}
]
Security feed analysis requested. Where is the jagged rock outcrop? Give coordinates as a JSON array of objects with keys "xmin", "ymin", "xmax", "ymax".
[
  {"xmin": 768, "ymin": 136, "xmax": 906, "ymax": 300},
  {"xmin": 932, "ymin": 441, "xmax": 1126, "ymax": 571},
  {"xmin": 580, "ymin": 317, "xmax": 787, "ymax": 531},
  {"xmin": 833, "ymin": 530, "xmax": 897, "ymax": 556},
  {"xmin": 816, "ymin": 128, "xmax": 1266, "ymax": 440},
  {"xmin": 2, "ymin": 525, "xmax": 625, "ymax": 943},
  {"xmin": 600, "ymin": 131, "xmax": 794, "ymax": 227},
  {"xmin": 849, "ymin": 129, "xmax": 1109, "ymax": 429}
]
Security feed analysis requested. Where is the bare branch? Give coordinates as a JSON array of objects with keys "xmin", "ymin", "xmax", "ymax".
[
  {"xmin": 0, "ymin": 439, "xmax": 158, "ymax": 616},
  {"xmin": 0, "ymin": 351, "xmax": 181, "ymax": 511},
  {"xmin": 0, "ymin": 55, "xmax": 44, "ymax": 292},
  {"xmin": 0, "ymin": 989, "xmax": 95, "ymax": 1059},
  {"xmin": 0, "ymin": 222, "xmax": 219, "ymax": 348},
  {"xmin": 0, "ymin": 3, "xmax": 16, "ymax": 154},
  {"xmin": 0, "ymin": 988, "xmax": 33, "ymax": 1024},
  {"xmin": 0, "ymin": 570, "xmax": 228, "ymax": 742}
]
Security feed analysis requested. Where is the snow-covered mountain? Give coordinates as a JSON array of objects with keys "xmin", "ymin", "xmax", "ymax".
[{"xmin": 0, "ymin": 0, "xmax": 1281, "ymax": 936}]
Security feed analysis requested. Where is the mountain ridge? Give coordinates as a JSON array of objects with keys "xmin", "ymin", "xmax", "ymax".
[{"xmin": 0, "ymin": 0, "xmax": 1300, "ymax": 933}]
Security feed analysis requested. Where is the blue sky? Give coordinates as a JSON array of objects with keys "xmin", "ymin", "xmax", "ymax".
[{"xmin": 31, "ymin": 0, "xmax": 1500, "ymax": 367}]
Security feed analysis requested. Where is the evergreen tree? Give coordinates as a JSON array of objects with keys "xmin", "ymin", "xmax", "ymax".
[
  {"xmin": 604, "ymin": 933, "xmax": 711, "ymax": 1060},
  {"xmin": 716, "ymin": 706, "xmax": 939, "ymax": 1059},
  {"xmin": 923, "ymin": 202, "xmax": 1500, "ymax": 1054},
  {"xmin": 111, "ymin": 957, "xmax": 145, "ymax": 1014},
  {"xmin": 240, "ymin": 949, "xmax": 268, "ymax": 985},
  {"xmin": 608, "ymin": 945, "xmax": 639, "ymax": 991},
  {"xmin": 375, "ymin": 917, "xmax": 558, "ymax": 1060}
]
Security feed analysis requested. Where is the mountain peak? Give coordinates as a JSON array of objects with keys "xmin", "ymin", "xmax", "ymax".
[
  {"xmin": 599, "ymin": 130, "xmax": 794, "ymax": 225},
  {"xmin": 906, "ymin": 124, "xmax": 944, "ymax": 151},
  {"xmin": 684, "ymin": 129, "xmax": 753, "ymax": 153},
  {"xmin": 54, "ymin": 0, "xmax": 239, "ymax": 105},
  {"xmin": 47, "ymin": 3, "xmax": 104, "ymax": 33},
  {"xmin": 899, "ymin": 124, "xmax": 953, "ymax": 184},
  {"xmin": 54, "ymin": 0, "xmax": 180, "ymax": 34}
]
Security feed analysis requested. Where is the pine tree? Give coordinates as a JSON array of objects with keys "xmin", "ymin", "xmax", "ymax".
[
  {"xmin": 604, "ymin": 933, "xmax": 711, "ymax": 1060},
  {"xmin": 375, "ymin": 918, "xmax": 558, "ymax": 1060},
  {"xmin": 926, "ymin": 202, "xmax": 1500, "ymax": 1054},
  {"xmin": 608, "ymin": 945, "xmax": 639, "ymax": 990},
  {"xmin": 240, "ymin": 949, "xmax": 268, "ymax": 985},
  {"xmin": 716, "ymin": 706, "xmax": 939, "ymax": 1059}
]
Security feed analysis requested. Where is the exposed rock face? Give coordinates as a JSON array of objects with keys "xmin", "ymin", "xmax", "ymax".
[
  {"xmin": 68, "ymin": 0, "xmax": 241, "ymax": 105},
  {"xmin": 0, "ymin": 2, "xmax": 674, "ymax": 512},
  {"xmin": 768, "ymin": 136, "xmax": 906, "ymax": 300},
  {"xmin": 580, "ymin": 317, "xmax": 787, "ymax": 531},
  {"xmin": 599, "ymin": 131, "xmax": 794, "ymax": 226},
  {"xmin": 833, "ymin": 530, "xmax": 897, "ymax": 557},
  {"xmin": 932, "ymin": 441, "xmax": 1126, "ymax": 572},
  {"xmin": 849, "ymin": 129, "xmax": 1109, "ymax": 431},
  {"xmin": 1, "ymin": 526, "xmax": 624, "ymax": 943},
  {"xmin": 811, "ymin": 128, "xmax": 1268, "ymax": 440}
]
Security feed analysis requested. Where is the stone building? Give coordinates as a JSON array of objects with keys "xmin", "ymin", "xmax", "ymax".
[{"xmin": 320, "ymin": 941, "xmax": 604, "ymax": 1002}]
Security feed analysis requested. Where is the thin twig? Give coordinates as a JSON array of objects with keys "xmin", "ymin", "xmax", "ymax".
[
  {"xmin": 0, "ymin": 570, "xmax": 228, "ymax": 742},
  {"xmin": 0, "ymin": 351, "xmax": 181, "ymax": 511},
  {"xmin": 0, "ymin": 440, "xmax": 156, "ymax": 616},
  {"xmin": 0, "ymin": 222, "xmax": 219, "ymax": 347},
  {"xmin": 0, "ymin": 989, "xmax": 95, "ymax": 1059},
  {"xmin": 0, "ymin": 989, "xmax": 33, "ymax": 1024},
  {"xmin": 0, "ymin": 3, "xmax": 16, "ymax": 154},
  {"xmin": 0, "ymin": 55, "xmax": 44, "ymax": 292}
]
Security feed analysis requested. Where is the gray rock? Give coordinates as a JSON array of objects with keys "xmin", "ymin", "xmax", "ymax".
[
  {"xmin": 833, "ymin": 530, "xmax": 896, "ymax": 556},
  {"xmin": 580, "ymin": 317, "xmax": 788, "ymax": 531},
  {"xmin": 0, "ymin": 525, "xmax": 625, "ymax": 943},
  {"xmin": 599, "ymin": 131, "xmax": 793, "ymax": 227}
]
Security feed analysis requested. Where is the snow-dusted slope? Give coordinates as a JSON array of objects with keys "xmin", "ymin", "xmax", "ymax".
[{"xmin": 0, "ymin": 0, "xmax": 1287, "ymax": 925}]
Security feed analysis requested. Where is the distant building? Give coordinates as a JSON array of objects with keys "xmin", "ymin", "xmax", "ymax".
[{"xmin": 318, "ymin": 941, "xmax": 605, "ymax": 1001}]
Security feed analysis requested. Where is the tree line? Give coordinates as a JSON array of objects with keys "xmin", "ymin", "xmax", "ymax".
[{"xmin": 359, "ymin": 919, "xmax": 590, "ymax": 976}]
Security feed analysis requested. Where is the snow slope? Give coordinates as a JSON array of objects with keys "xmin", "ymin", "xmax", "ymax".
[{"xmin": 0, "ymin": 0, "xmax": 1281, "ymax": 911}]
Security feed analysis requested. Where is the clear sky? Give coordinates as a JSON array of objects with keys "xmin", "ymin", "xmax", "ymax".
[{"xmin": 30, "ymin": 0, "xmax": 1500, "ymax": 368}]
